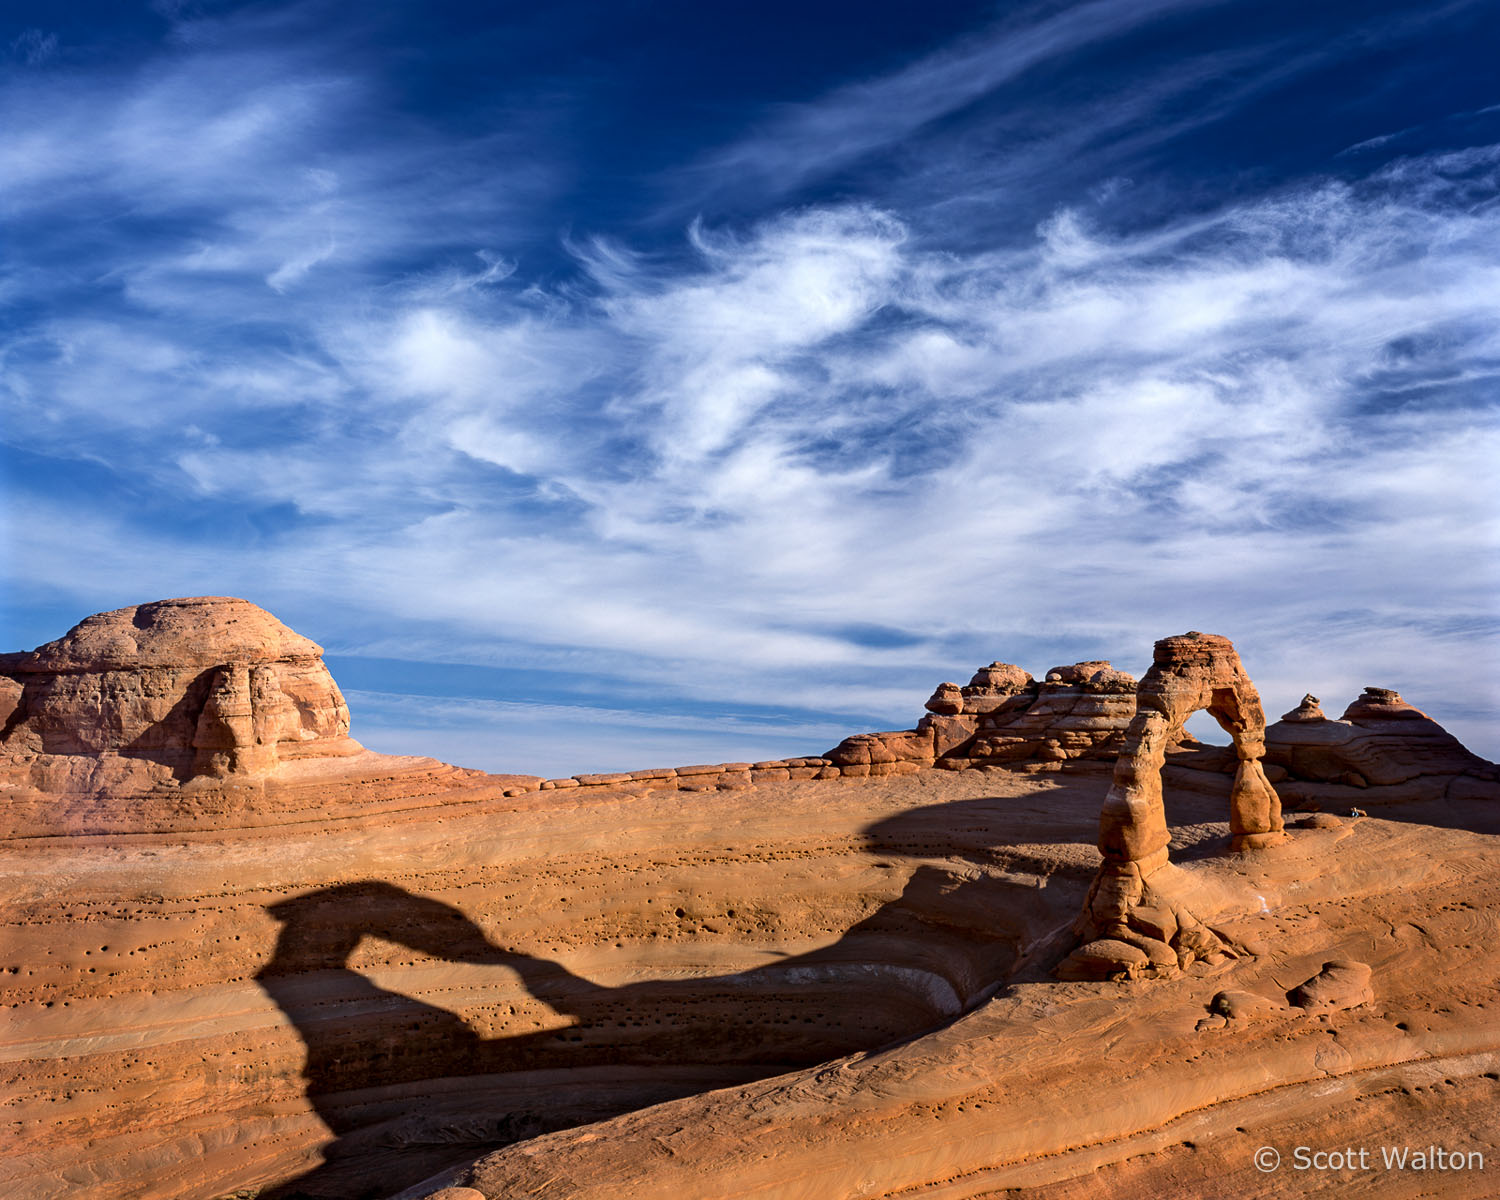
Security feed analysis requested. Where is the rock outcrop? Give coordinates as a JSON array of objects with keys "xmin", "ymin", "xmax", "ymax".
[
  {"xmin": 1064, "ymin": 632, "xmax": 1285, "ymax": 979},
  {"xmin": 0, "ymin": 597, "xmax": 361, "ymax": 791},
  {"xmin": 5, "ymin": 602, "xmax": 1500, "ymax": 1200},
  {"xmin": 825, "ymin": 659, "xmax": 1141, "ymax": 772},
  {"xmin": 0, "ymin": 598, "xmax": 520, "ymax": 835},
  {"xmin": 1266, "ymin": 686, "xmax": 1499, "ymax": 803},
  {"xmin": 962, "ymin": 661, "xmax": 1139, "ymax": 765},
  {"xmin": 1287, "ymin": 959, "xmax": 1375, "ymax": 1013}
]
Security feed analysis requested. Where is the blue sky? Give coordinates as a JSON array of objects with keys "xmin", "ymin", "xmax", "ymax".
[{"xmin": 2, "ymin": 0, "xmax": 1498, "ymax": 774}]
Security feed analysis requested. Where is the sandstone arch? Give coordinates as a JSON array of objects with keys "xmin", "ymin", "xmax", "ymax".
[
  {"xmin": 1067, "ymin": 632, "xmax": 1286, "ymax": 978},
  {"xmin": 1101, "ymin": 632, "xmax": 1285, "ymax": 867}
]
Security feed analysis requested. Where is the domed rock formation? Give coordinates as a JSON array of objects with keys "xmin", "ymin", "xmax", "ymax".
[
  {"xmin": 0, "ymin": 597, "xmax": 361, "ymax": 792},
  {"xmin": 0, "ymin": 598, "xmax": 518, "ymax": 836},
  {"xmin": 1266, "ymin": 686, "xmax": 1499, "ymax": 802}
]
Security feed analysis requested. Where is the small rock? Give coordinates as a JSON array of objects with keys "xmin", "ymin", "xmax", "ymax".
[
  {"xmin": 1120, "ymin": 933, "xmax": 1177, "ymax": 967},
  {"xmin": 924, "ymin": 682, "xmax": 965, "ymax": 715},
  {"xmin": 1211, "ymin": 990, "xmax": 1285, "ymax": 1021},
  {"xmin": 1288, "ymin": 960, "xmax": 1374, "ymax": 1013},
  {"xmin": 1127, "ymin": 904, "xmax": 1178, "ymax": 944},
  {"xmin": 1280, "ymin": 694, "xmax": 1327, "ymax": 722},
  {"xmin": 1171, "ymin": 924, "xmax": 1224, "ymax": 964},
  {"xmin": 1056, "ymin": 938, "xmax": 1150, "ymax": 981}
]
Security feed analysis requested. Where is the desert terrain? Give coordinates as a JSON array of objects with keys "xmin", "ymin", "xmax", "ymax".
[{"xmin": 1, "ymin": 599, "xmax": 1496, "ymax": 1199}]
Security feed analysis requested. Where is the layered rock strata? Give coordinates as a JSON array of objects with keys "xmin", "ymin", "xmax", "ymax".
[
  {"xmin": 0, "ymin": 597, "xmax": 360, "ymax": 787},
  {"xmin": 0, "ymin": 598, "xmax": 518, "ymax": 835},
  {"xmin": 825, "ymin": 659, "xmax": 1142, "ymax": 773},
  {"xmin": 414, "ymin": 807, "xmax": 1500, "ymax": 1200},
  {"xmin": 1266, "ymin": 687, "xmax": 1499, "ymax": 804},
  {"xmin": 6, "ymin": 601, "xmax": 1500, "ymax": 1200},
  {"xmin": 0, "ymin": 764, "xmax": 1106, "ymax": 1200}
]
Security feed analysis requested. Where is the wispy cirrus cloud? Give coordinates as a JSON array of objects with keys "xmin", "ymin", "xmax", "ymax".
[{"xmin": 3, "ymin": 1, "xmax": 1497, "ymax": 773}]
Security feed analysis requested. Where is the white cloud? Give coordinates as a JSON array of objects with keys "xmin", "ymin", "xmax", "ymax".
[{"xmin": 3, "ymin": 5, "xmax": 1497, "ymax": 771}]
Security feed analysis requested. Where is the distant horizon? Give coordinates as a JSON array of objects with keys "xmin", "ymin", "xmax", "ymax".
[
  {"xmin": 4, "ymin": 593, "xmax": 1492, "ymax": 777},
  {"xmin": 4, "ymin": 0, "xmax": 1497, "ymax": 774}
]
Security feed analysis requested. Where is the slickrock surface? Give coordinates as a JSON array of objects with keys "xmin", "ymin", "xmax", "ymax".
[
  {"xmin": 2, "ymin": 602, "xmax": 1498, "ymax": 1200},
  {"xmin": 444, "ymin": 794, "xmax": 1500, "ymax": 1200},
  {"xmin": 0, "ymin": 764, "xmax": 1137, "ymax": 1200}
]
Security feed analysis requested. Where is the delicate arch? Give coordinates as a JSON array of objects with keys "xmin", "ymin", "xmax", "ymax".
[
  {"xmin": 1099, "ymin": 632, "xmax": 1284, "ymax": 869},
  {"xmin": 1068, "ymin": 633, "xmax": 1285, "ymax": 977}
]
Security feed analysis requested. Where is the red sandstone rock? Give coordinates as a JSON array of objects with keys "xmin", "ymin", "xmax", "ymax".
[
  {"xmin": 1280, "ymin": 693, "xmax": 1327, "ymax": 722},
  {"xmin": 839, "ymin": 659, "xmax": 1141, "ymax": 772},
  {"xmin": 1288, "ymin": 959, "xmax": 1374, "ymax": 1013},
  {"xmin": 0, "ymin": 597, "xmax": 360, "ymax": 792},
  {"xmin": 5, "ymin": 605, "xmax": 1500, "ymax": 1200},
  {"xmin": 1072, "ymin": 633, "xmax": 1285, "ymax": 971},
  {"xmin": 1210, "ymin": 989, "xmax": 1286, "ymax": 1021},
  {"xmin": 1056, "ymin": 937, "xmax": 1150, "ymax": 981},
  {"xmin": 965, "ymin": 662, "xmax": 1139, "ymax": 765},
  {"xmin": 825, "ymin": 728, "xmax": 936, "ymax": 767},
  {"xmin": 923, "ymin": 682, "xmax": 964, "ymax": 715},
  {"xmin": 1266, "ymin": 686, "xmax": 1498, "ymax": 798},
  {"xmin": 1043, "ymin": 660, "xmax": 1113, "ymax": 684}
]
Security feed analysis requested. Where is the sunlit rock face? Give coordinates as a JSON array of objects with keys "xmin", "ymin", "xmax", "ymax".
[
  {"xmin": 1265, "ymin": 686, "xmax": 1500, "ymax": 801},
  {"xmin": 6, "ymin": 602, "xmax": 1500, "ymax": 1200},
  {"xmin": 1064, "ymin": 632, "xmax": 1286, "ymax": 983},
  {"xmin": 825, "ymin": 659, "xmax": 1142, "ymax": 773},
  {"xmin": 0, "ymin": 597, "xmax": 361, "ymax": 793}
]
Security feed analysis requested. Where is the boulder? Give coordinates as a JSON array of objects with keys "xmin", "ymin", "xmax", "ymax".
[
  {"xmin": 1210, "ymin": 990, "xmax": 1286, "ymax": 1021},
  {"xmin": 1280, "ymin": 694, "xmax": 1327, "ymax": 722},
  {"xmin": 1056, "ymin": 938, "xmax": 1150, "ymax": 981},
  {"xmin": 1288, "ymin": 960, "xmax": 1374, "ymax": 1013}
]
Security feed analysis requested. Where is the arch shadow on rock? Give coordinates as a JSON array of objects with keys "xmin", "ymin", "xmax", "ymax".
[{"xmin": 254, "ymin": 781, "xmax": 1176, "ymax": 1199}]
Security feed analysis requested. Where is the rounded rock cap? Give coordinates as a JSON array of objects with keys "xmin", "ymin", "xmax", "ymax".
[
  {"xmin": 1280, "ymin": 694, "xmax": 1327, "ymax": 722},
  {"xmin": 13, "ymin": 597, "xmax": 324, "ymax": 671},
  {"xmin": 965, "ymin": 662, "xmax": 1034, "ymax": 693},
  {"xmin": 1340, "ymin": 687, "xmax": 1426, "ymax": 722},
  {"xmin": 1043, "ymin": 660, "xmax": 1115, "ymax": 686}
]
